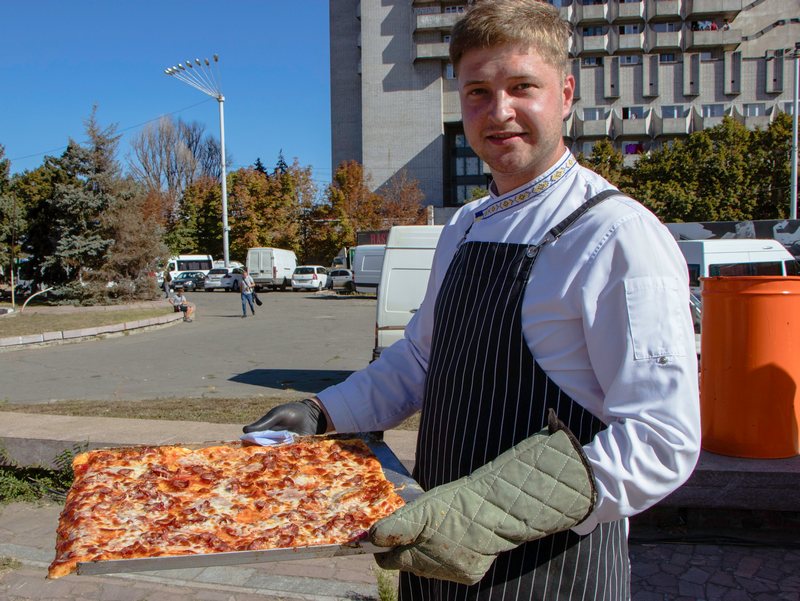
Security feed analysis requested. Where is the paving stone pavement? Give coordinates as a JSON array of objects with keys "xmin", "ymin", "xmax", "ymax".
[{"xmin": 2, "ymin": 501, "xmax": 800, "ymax": 600}]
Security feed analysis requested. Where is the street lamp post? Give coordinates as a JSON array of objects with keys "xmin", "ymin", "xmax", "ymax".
[{"xmin": 164, "ymin": 55, "xmax": 230, "ymax": 268}]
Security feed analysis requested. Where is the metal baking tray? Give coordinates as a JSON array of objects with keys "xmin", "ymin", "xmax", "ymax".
[{"xmin": 76, "ymin": 434, "xmax": 421, "ymax": 576}]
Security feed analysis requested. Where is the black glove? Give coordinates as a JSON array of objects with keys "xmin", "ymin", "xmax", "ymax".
[{"xmin": 242, "ymin": 399, "xmax": 327, "ymax": 435}]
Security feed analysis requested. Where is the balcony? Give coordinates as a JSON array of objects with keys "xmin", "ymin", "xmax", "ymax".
[
  {"xmin": 613, "ymin": 1, "xmax": 645, "ymax": 22},
  {"xmin": 576, "ymin": 2, "xmax": 610, "ymax": 25},
  {"xmin": 414, "ymin": 42, "xmax": 450, "ymax": 61},
  {"xmin": 686, "ymin": 0, "xmax": 743, "ymax": 18},
  {"xmin": 579, "ymin": 33, "xmax": 611, "ymax": 54},
  {"xmin": 652, "ymin": 114, "xmax": 691, "ymax": 137},
  {"xmin": 619, "ymin": 115, "xmax": 650, "ymax": 136},
  {"xmin": 647, "ymin": 30, "xmax": 683, "ymax": 51},
  {"xmin": 415, "ymin": 12, "xmax": 460, "ymax": 32},
  {"xmin": 686, "ymin": 28, "xmax": 741, "ymax": 51},
  {"xmin": 574, "ymin": 113, "xmax": 612, "ymax": 138},
  {"xmin": 648, "ymin": 0, "xmax": 681, "ymax": 21},
  {"xmin": 617, "ymin": 32, "xmax": 645, "ymax": 52}
]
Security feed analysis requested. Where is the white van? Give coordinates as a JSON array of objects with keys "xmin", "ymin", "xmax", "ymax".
[
  {"xmin": 246, "ymin": 247, "xmax": 297, "ymax": 291},
  {"xmin": 677, "ymin": 239, "xmax": 799, "ymax": 297},
  {"xmin": 372, "ymin": 225, "xmax": 443, "ymax": 361},
  {"xmin": 352, "ymin": 244, "xmax": 386, "ymax": 295}
]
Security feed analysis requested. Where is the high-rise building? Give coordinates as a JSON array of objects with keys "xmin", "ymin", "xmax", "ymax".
[{"xmin": 330, "ymin": 0, "xmax": 800, "ymax": 208}]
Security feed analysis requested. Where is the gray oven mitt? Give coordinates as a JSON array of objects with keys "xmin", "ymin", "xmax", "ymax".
[{"xmin": 369, "ymin": 409, "xmax": 596, "ymax": 585}]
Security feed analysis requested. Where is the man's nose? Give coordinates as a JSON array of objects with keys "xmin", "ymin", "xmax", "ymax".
[{"xmin": 488, "ymin": 91, "xmax": 515, "ymax": 122}]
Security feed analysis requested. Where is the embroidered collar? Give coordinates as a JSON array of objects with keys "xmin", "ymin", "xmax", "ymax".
[{"xmin": 474, "ymin": 153, "xmax": 577, "ymax": 222}]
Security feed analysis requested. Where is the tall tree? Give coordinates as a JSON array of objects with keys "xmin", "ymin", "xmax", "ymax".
[
  {"xmin": 98, "ymin": 180, "xmax": 167, "ymax": 299},
  {"xmin": 324, "ymin": 160, "xmax": 384, "ymax": 248},
  {"xmin": 578, "ymin": 138, "xmax": 627, "ymax": 188},
  {"xmin": 381, "ymin": 169, "xmax": 427, "ymax": 225},
  {"xmin": 0, "ymin": 145, "xmax": 25, "ymax": 284},
  {"xmin": 127, "ymin": 116, "xmax": 227, "ymax": 225}
]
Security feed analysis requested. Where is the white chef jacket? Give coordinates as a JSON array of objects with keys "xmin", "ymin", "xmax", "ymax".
[{"xmin": 318, "ymin": 150, "xmax": 701, "ymax": 536}]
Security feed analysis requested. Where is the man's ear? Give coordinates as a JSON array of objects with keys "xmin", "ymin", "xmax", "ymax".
[{"xmin": 562, "ymin": 74, "xmax": 575, "ymax": 120}]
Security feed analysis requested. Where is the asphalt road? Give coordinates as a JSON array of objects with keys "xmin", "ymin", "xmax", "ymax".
[{"xmin": 1, "ymin": 290, "xmax": 377, "ymax": 405}]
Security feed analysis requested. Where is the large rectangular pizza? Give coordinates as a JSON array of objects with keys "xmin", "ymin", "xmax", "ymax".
[{"xmin": 48, "ymin": 437, "xmax": 405, "ymax": 578}]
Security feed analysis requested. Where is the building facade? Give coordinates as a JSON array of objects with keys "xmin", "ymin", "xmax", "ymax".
[{"xmin": 329, "ymin": 0, "xmax": 800, "ymax": 208}]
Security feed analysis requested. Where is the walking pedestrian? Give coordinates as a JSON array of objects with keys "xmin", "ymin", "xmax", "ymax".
[
  {"xmin": 240, "ymin": 268, "xmax": 256, "ymax": 318},
  {"xmin": 163, "ymin": 269, "xmax": 172, "ymax": 298},
  {"xmin": 244, "ymin": 1, "xmax": 700, "ymax": 598}
]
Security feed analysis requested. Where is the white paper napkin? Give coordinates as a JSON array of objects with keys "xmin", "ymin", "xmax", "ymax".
[{"xmin": 240, "ymin": 430, "xmax": 295, "ymax": 446}]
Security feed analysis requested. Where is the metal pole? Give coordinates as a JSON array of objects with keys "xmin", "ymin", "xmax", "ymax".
[
  {"xmin": 218, "ymin": 96, "xmax": 230, "ymax": 268},
  {"xmin": 791, "ymin": 47, "xmax": 799, "ymax": 220}
]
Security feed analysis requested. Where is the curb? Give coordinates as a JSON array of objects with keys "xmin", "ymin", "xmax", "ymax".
[{"xmin": 0, "ymin": 311, "xmax": 184, "ymax": 352}]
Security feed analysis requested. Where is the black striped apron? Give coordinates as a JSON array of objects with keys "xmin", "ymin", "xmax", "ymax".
[{"xmin": 400, "ymin": 191, "xmax": 630, "ymax": 601}]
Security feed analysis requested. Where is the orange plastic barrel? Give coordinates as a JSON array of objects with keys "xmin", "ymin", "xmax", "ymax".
[{"xmin": 700, "ymin": 276, "xmax": 800, "ymax": 458}]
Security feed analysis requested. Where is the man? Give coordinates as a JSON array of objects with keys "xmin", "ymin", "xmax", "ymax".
[
  {"xmin": 240, "ymin": 268, "xmax": 256, "ymax": 318},
  {"xmin": 170, "ymin": 286, "xmax": 194, "ymax": 322},
  {"xmin": 245, "ymin": 1, "xmax": 700, "ymax": 598}
]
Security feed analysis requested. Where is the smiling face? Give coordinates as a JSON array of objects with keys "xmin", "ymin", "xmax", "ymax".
[{"xmin": 458, "ymin": 44, "xmax": 574, "ymax": 195}]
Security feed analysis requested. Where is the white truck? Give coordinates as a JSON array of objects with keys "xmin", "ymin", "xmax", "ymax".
[
  {"xmin": 372, "ymin": 225, "xmax": 443, "ymax": 361},
  {"xmin": 246, "ymin": 247, "xmax": 297, "ymax": 291},
  {"xmin": 677, "ymin": 239, "xmax": 799, "ymax": 298},
  {"xmin": 352, "ymin": 244, "xmax": 386, "ymax": 295}
]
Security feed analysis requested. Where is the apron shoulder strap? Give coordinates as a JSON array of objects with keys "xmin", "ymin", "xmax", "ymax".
[{"xmin": 546, "ymin": 188, "xmax": 625, "ymax": 243}]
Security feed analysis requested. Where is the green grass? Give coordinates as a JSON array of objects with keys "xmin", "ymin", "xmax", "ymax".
[
  {"xmin": 0, "ymin": 444, "xmax": 82, "ymax": 504},
  {"xmin": 0, "ymin": 396, "xmax": 422, "ymax": 430},
  {"xmin": 0, "ymin": 307, "xmax": 174, "ymax": 338}
]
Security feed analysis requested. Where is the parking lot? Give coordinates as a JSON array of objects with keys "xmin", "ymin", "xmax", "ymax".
[{"xmin": 0, "ymin": 290, "xmax": 377, "ymax": 405}]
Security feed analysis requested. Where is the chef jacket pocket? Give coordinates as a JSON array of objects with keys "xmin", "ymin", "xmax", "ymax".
[{"xmin": 624, "ymin": 276, "xmax": 686, "ymax": 361}]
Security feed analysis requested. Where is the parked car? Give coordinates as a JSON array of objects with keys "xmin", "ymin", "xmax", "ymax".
[
  {"xmin": 221, "ymin": 267, "xmax": 244, "ymax": 291},
  {"xmin": 328, "ymin": 268, "xmax": 354, "ymax": 293},
  {"xmin": 171, "ymin": 271, "xmax": 206, "ymax": 292},
  {"xmin": 204, "ymin": 267, "xmax": 232, "ymax": 291},
  {"xmin": 291, "ymin": 266, "xmax": 328, "ymax": 291}
]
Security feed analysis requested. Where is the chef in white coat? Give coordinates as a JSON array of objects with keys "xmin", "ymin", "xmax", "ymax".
[{"xmin": 245, "ymin": 1, "xmax": 700, "ymax": 598}]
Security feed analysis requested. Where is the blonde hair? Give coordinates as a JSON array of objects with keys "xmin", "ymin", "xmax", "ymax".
[{"xmin": 449, "ymin": 0, "xmax": 572, "ymax": 75}]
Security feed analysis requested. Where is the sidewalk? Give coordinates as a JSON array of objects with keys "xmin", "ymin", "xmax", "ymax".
[{"xmin": 2, "ymin": 414, "xmax": 800, "ymax": 600}]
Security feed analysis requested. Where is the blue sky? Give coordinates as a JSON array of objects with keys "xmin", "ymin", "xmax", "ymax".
[{"xmin": 1, "ymin": 1, "xmax": 333, "ymax": 187}]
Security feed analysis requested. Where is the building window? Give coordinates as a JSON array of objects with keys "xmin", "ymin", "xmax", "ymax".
[
  {"xmin": 661, "ymin": 105, "xmax": 685, "ymax": 119},
  {"xmin": 446, "ymin": 124, "xmax": 490, "ymax": 207},
  {"xmin": 624, "ymin": 142, "xmax": 645, "ymax": 155},
  {"xmin": 445, "ymin": 63, "xmax": 455, "ymax": 80},
  {"xmin": 659, "ymin": 53, "xmax": 676, "ymax": 63},
  {"xmin": 456, "ymin": 157, "xmax": 483, "ymax": 177},
  {"xmin": 583, "ymin": 107, "xmax": 606, "ymax": 120},
  {"xmin": 618, "ymin": 24, "xmax": 641, "ymax": 35},
  {"xmin": 583, "ymin": 26, "xmax": 606, "ymax": 36},
  {"xmin": 444, "ymin": 5, "xmax": 466, "ymax": 13},
  {"xmin": 699, "ymin": 51, "xmax": 718, "ymax": 61},
  {"xmin": 582, "ymin": 56, "xmax": 603, "ymax": 66},
  {"xmin": 743, "ymin": 103, "xmax": 765, "ymax": 117},
  {"xmin": 622, "ymin": 106, "xmax": 644, "ymax": 119},
  {"xmin": 442, "ymin": 34, "xmax": 451, "ymax": 43},
  {"xmin": 620, "ymin": 55, "xmax": 640, "ymax": 65},
  {"xmin": 784, "ymin": 102, "xmax": 795, "ymax": 116},
  {"xmin": 702, "ymin": 103, "xmax": 725, "ymax": 118},
  {"xmin": 652, "ymin": 22, "xmax": 680, "ymax": 33}
]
